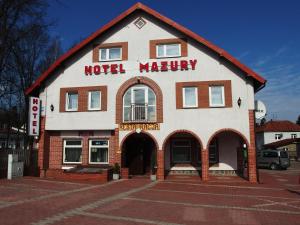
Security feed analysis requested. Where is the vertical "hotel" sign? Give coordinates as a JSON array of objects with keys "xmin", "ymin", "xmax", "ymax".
[{"xmin": 28, "ymin": 97, "xmax": 40, "ymax": 136}]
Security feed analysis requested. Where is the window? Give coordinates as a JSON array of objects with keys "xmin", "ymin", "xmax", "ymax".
[
  {"xmin": 89, "ymin": 140, "xmax": 109, "ymax": 164},
  {"xmin": 88, "ymin": 91, "xmax": 101, "ymax": 110},
  {"xmin": 156, "ymin": 43, "xmax": 181, "ymax": 58},
  {"xmin": 209, "ymin": 86, "xmax": 225, "ymax": 107},
  {"xmin": 172, "ymin": 139, "xmax": 191, "ymax": 163},
  {"xmin": 209, "ymin": 138, "xmax": 219, "ymax": 164},
  {"xmin": 123, "ymin": 85, "xmax": 156, "ymax": 122},
  {"xmin": 63, "ymin": 140, "xmax": 82, "ymax": 163},
  {"xmin": 66, "ymin": 92, "xmax": 78, "ymax": 111},
  {"xmin": 183, "ymin": 87, "xmax": 198, "ymax": 108},
  {"xmin": 100, "ymin": 47, "xmax": 121, "ymax": 61},
  {"xmin": 263, "ymin": 151, "xmax": 279, "ymax": 158},
  {"xmin": 275, "ymin": 134, "xmax": 282, "ymax": 140},
  {"xmin": 291, "ymin": 134, "xmax": 297, "ymax": 139}
]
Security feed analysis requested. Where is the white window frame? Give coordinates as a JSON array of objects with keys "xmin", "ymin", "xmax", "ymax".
[
  {"xmin": 65, "ymin": 92, "xmax": 78, "ymax": 111},
  {"xmin": 291, "ymin": 134, "xmax": 297, "ymax": 139},
  {"xmin": 209, "ymin": 86, "xmax": 225, "ymax": 107},
  {"xmin": 122, "ymin": 85, "xmax": 157, "ymax": 122},
  {"xmin": 63, "ymin": 139, "xmax": 82, "ymax": 164},
  {"xmin": 88, "ymin": 91, "xmax": 101, "ymax": 111},
  {"xmin": 172, "ymin": 139, "xmax": 192, "ymax": 163},
  {"xmin": 182, "ymin": 87, "xmax": 198, "ymax": 108},
  {"xmin": 89, "ymin": 139, "xmax": 109, "ymax": 164},
  {"xmin": 156, "ymin": 43, "xmax": 181, "ymax": 58},
  {"xmin": 99, "ymin": 47, "xmax": 122, "ymax": 61},
  {"xmin": 275, "ymin": 133, "xmax": 282, "ymax": 140}
]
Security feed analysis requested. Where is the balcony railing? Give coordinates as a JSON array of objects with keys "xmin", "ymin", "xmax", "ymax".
[{"xmin": 125, "ymin": 104, "xmax": 156, "ymax": 122}]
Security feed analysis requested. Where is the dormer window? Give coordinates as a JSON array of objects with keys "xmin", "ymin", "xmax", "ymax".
[
  {"xmin": 156, "ymin": 43, "xmax": 181, "ymax": 58},
  {"xmin": 100, "ymin": 47, "xmax": 122, "ymax": 61}
]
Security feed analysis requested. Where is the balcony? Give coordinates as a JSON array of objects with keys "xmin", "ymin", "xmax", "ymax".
[{"xmin": 124, "ymin": 104, "xmax": 156, "ymax": 123}]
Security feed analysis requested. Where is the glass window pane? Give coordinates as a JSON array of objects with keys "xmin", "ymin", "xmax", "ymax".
[
  {"xmin": 109, "ymin": 48, "xmax": 121, "ymax": 59},
  {"xmin": 147, "ymin": 106, "xmax": 156, "ymax": 121},
  {"xmin": 65, "ymin": 147, "xmax": 82, "ymax": 162},
  {"xmin": 166, "ymin": 44, "xmax": 180, "ymax": 56},
  {"xmin": 67, "ymin": 93, "xmax": 78, "ymax": 110},
  {"xmin": 123, "ymin": 106, "xmax": 131, "ymax": 121},
  {"xmin": 91, "ymin": 140, "xmax": 108, "ymax": 146},
  {"xmin": 184, "ymin": 87, "xmax": 197, "ymax": 106},
  {"xmin": 65, "ymin": 140, "xmax": 81, "ymax": 146},
  {"xmin": 100, "ymin": 49, "xmax": 107, "ymax": 60},
  {"xmin": 123, "ymin": 90, "xmax": 131, "ymax": 106},
  {"xmin": 211, "ymin": 86, "xmax": 223, "ymax": 105},
  {"xmin": 148, "ymin": 89, "xmax": 155, "ymax": 105},
  {"xmin": 90, "ymin": 91, "xmax": 100, "ymax": 109},
  {"xmin": 157, "ymin": 45, "xmax": 164, "ymax": 57},
  {"xmin": 90, "ymin": 147, "xmax": 108, "ymax": 163},
  {"xmin": 173, "ymin": 147, "xmax": 191, "ymax": 162},
  {"xmin": 133, "ymin": 88, "xmax": 146, "ymax": 104}
]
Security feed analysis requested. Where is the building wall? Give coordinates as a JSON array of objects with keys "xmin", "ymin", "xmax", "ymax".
[
  {"xmin": 38, "ymin": 12, "xmax": 256, "ymax": 170},
  {"xmin": 263, "ymin": 132, "xmax": 300, "ymax": 145}
]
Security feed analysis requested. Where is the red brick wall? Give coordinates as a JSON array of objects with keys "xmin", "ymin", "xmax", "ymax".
[
  {"xmin": 157, "ymin": 149, "xmax": 164, "ymax": 180},
  {"xmin": 48, "ymin": 132, "xmax": 62, "ymax": 169},
  {"xmin": 248, "ymin": 110, "xmax": 258, "ymax": 183},
  {"xmin": 201, "ymin": 148, "xmax": 209, "ymax": 181}
]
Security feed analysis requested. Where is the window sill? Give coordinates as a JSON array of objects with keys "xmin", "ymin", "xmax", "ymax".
[
  {"xmin": 121, "ymin": 121, "xmax": 158, "ymax": 124},
  {"xmin": 63, "ymin": 162, "xmax": 82, "ymax": 164},
  {"xmin": 182, "ymin": 106, "xmax": 198, "ymax": 109},
  {"xmin": 156, "ymin": 55, "xmax": 182, "ymax": 59},
  {"xmin": 99, "ymin": 59, "xmax": 122, "ymax": 62}
]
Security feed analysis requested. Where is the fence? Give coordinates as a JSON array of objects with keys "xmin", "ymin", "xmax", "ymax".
[{"xmin": 0, "ymin": 148, "xmax": 34, "ymax": 178}]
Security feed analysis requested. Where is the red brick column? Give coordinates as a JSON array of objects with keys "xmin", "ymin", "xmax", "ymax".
[
  {"xmin": 38, "ymin": 116, "xmax": 50, "ymax": 177},
  {"xmin": 157, "ymin": 149, "xmax": 164, "ymax": 180},
  {"xmin": 201, "ymin": 148, "xmax": 209, "ymax": 181},
  {"xmin": 80, "ymin": 131, "xmax": 89, "ymax": 165},
  {"xmin": 114, "ymin": 128, "xmax": 121, "ymax": 165},
  {"xmin": 248, "ymin": 110, "xmax": 258, "ymax": 183}
]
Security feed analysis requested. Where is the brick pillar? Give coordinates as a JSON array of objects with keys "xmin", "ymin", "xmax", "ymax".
[
  {"xmin": 80, "ymin": 131, "xmax": 89, "ymax": 165},
  {"xmin": 114, "ymin": 128, "xmax": 121, "ymax": 165},
  {"xmin": 157, "ymin": 149, "xmax": 164, "ymax": 180},
  {"xmin": 201, "ymin": 148, "xmax": 209, "ymax": 181},
  {"xmin": 38, "ymin": 116, "xmax": 50, "ymax": 177},
  {"xmin": 248, "ymin": 110, "xmax": 258, "ymax": 183}
]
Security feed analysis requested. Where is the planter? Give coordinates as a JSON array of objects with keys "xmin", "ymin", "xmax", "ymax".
[
  {"xmin": 150, "ymin": 174, "xmax": 156, "ymax": 181},
  {"xmin": 113, "ymin": 173, "xmax": 120, "ymax": 180}
]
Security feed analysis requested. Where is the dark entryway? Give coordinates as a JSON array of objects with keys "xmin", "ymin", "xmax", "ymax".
[{"xmin": 122, "ymin": 133, "xmax": 157, "ymax": 176}]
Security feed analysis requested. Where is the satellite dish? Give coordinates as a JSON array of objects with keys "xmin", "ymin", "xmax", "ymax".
[{"xmin": 255, "ymin": 100, "xmax": 267, "ymax": 119}]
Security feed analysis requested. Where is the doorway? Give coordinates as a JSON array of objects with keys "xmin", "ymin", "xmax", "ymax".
[{"xmin": 122, "ymin": 133, "xmax": 157, "ymax": 176}]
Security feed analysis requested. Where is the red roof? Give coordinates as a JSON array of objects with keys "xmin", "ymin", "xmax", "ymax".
[
  {"xmin": 25, "ymin": 2, "xmax": 266, "ymax": 95},
  {"xmin": 263, "ymin": 138, "xmax": 300, "ymax": 148},
  {"xmin": 256, "ymin": 120, "xmax": 300, "ymax": 133}
]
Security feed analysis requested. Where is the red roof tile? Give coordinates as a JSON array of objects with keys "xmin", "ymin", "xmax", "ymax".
[
  {"xmin": 25, "ymin": 2, "xmax": 266, "ymax": 95},
  {"xmin": 256, "ymin": 120, "xmax": 300, "ymax": 132}
]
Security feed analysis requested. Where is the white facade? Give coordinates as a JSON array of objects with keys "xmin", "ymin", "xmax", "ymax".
[{"xmin": 31, "ymin": 4, "xmax": 264, "ymax": 176}]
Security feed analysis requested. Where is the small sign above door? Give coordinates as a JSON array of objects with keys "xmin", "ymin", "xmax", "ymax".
[{"xmin": 119, "ymin": 123, "xmax": 160, "ymax": 131}]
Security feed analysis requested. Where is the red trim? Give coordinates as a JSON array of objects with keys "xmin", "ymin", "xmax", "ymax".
[{"xmin": 25, "ymin": 2, "xmax": 266, "ymax": 95}]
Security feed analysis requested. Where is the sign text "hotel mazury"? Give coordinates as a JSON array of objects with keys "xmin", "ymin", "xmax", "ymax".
[{"xmin": 84, "ymin": 59, "xmax": 197, "ymax": 75}]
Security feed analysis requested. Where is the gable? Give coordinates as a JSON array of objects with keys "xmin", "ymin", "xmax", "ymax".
[{"xmin": 25, "ymin": 2, "xmax": 266, "ymax": 95}]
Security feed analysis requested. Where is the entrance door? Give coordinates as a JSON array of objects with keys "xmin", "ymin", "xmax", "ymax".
[{"xmin": 123, "ymin": 133, "xmax": 156, "ymax": 176}]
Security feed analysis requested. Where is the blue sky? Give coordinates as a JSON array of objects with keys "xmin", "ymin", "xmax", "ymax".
[{"xmin": 47, "ymin": 0, "xmax": 300, "ymax": 122}]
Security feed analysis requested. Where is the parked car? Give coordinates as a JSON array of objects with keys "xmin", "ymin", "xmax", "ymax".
[{"xmin": 257, "ymin": 149, "xmax": 290, "ymax": 170}]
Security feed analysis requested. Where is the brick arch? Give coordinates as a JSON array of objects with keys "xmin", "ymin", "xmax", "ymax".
[
  {"xmin": 116, "ymin": 76, "xmax": 163, "ymax": 124},
  {"xmin": 206, "ymin": 128, "xmax": 250, "ymax": 150},
  {"xmin": 162, "ymin": 129, "xmax": 204, "ymax": 150},
  {"xmin": 120, "ymin": 130, "xmax": 159, "ymax": 151}
]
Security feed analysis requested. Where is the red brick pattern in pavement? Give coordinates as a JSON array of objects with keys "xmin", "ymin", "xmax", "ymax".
[{"xmin": 0, "ymin": 164, "xmax": 300, "ymax": 225}]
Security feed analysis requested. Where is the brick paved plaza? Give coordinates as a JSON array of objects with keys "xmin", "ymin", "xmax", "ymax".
[{"xmin": 0, "ymin": 163, "xmax": 300, "ymax": 225}]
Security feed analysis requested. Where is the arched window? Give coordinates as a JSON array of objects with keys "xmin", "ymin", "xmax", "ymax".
[{"xmin": 123, "ymin": 85, "xmax": 156, "ymax": 122}]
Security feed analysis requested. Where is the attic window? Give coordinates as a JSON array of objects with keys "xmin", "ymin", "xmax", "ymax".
[{"xmin": 134, "ymin": 17, "xmax": 146, "ymax": 29}]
